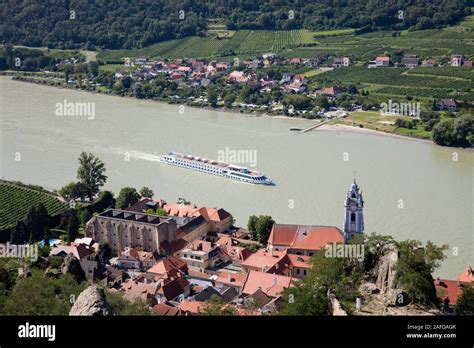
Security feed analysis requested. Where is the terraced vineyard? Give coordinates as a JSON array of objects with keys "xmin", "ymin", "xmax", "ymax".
[
  {"xmin": 312, "ymin": 66, "xmax": 474, "ymax": 101},
  {"xmin": 97, "ymin": 29, "xmax": 317, "ymax": 61},
  {"xmin": 0, "ymin": 181, "xmax": 69, "ymax": 231}
]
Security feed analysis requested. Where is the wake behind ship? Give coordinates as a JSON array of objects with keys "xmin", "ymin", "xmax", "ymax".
[{"xmin": 159, "ymin": 152, "xmax": 273, "ymax": 185}]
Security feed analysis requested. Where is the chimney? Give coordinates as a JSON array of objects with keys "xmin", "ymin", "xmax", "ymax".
[
  {"xmin": 272, "ymin": 277, "xmax": 277, "ymax": 287},
  {"xmin": 435, "ymin": 277, "xmax": 440, "ymax": 286},
  {"xmin": 227, "ymin": 272, "xmax": 231, "ymax": 282}
]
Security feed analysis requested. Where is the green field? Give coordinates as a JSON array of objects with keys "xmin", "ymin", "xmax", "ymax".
[
  {"xmin": 333, "ymin": 111, "xmax": 432, "ymax": 139},
  {"xmin": 0, "ymin": 181, "xmax": 69, "ymax": 230}
]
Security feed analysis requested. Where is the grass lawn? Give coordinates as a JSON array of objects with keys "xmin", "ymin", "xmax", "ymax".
[
  {"xmin": 333, "ymin": 110, "xmax": 432, "ymax": 140},
  {"xmin": 99, "ymin": 63, "xmax": 128, "ymax": 72}
]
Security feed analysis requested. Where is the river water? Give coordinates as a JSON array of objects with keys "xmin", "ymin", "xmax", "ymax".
[{"xmin": 1, "ymin": 77, "xmax": 472, "ymax": 278}]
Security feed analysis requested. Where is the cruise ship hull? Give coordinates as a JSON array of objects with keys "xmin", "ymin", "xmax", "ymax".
[{"xmin": 159, "ymin": 152, "xmax": 273, "ymax": 185}]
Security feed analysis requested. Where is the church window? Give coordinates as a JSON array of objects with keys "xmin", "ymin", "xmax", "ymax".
[{"xmin": 351, "ymin": 213, "xmax": 356, "ymax": 222}]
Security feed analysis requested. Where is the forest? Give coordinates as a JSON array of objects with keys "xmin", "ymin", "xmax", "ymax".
[{"xmin": 0, "ymin": 0, "xmax": 471, "ymax": 49}]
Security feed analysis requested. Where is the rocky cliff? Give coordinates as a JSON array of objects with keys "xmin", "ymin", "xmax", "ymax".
[{"xmin": 69, "ymin": 285, "xmax": 111, "ymax": 316}]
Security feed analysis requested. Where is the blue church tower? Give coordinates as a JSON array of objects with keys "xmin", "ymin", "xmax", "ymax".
[{"xmin": 343, "ymin": 178, "xmax": 364, "ymax": 241}]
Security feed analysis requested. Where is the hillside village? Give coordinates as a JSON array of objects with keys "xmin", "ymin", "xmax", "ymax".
[
  {"xmin": 3, "ymin": 179, "xmax": 471, "ymax": 316},
  {"xmin": 85, "ymin": 51, "xmax": 472, "ymax": 115}
]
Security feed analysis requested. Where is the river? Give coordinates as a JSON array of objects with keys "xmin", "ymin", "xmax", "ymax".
[{"xmin": 1, "ymin": 77, "xmax": 472, "ymax": 278}]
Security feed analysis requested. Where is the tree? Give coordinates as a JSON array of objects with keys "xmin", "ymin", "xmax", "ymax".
[
  {"xmin": 283, "ymin": 94, "xmax": 312, "ymax": 110},
  {"xmin": 202, "ymin": 295, "xmax": 236, "ymax": 315},
  {"xmin": 58, "ymin": 182, "xmax": 76, "ymax": 199},
  {"xmin": 66, "ymin": 214, "xmax": 80, "ymax": 243},
  {"xmin": 44, "ymin": 227, "xmax": 50, "ymax": 245},
  {"xmin": 121, "ymin": 76, "xmax": 133, "ymax": 89},
  {"xmin": 78, "ymin": 209, "xmax": 92, "ymax": 227},
  {"xmin": 313, "ymin": 95, "xmax": 330, "ymax": 110},
  {"xmin": 207, "ymin": 88, "xmax": 218, "ymax": 107},
  {"xmin": 432, "ymin": 118, "xmax": 455, "ymax": 146},
  {"xmin": 247, "ymin": 215, "xmax": 259, "ymax": 240},
  {"xmin": 116, "ymin": 187, "xmax": 140, "ymax": 209},
  {"xmin": 395, "ymin": 240, "xmax": 448, "ymax": 305},
  {"xmin": 77, "ymin": 152, "xmax": 107, "ymax": 200},
  {"xmin": 255, "ymin": 215, "xmax": 275, "ymax": 244},
  {"xmin": 71, "ymin": 182, "xmax": 89, "ymax": 201},
  {"xmin": 24, "ymin": 203, "xmax": 49, "ymax": 242},
  {"xmin": 177, "ymin": 197, "xmax": 191, "ymax": 205},
  {"xmin": 10, "ymin": 220, "xmax": 28, "ymax": 244},
  {"xmin": 456, "ymin": 285, "xmax": 474, "ymax": 314},
  {"xmin": 280, "ymin": 252, "xmax": 357, "ymax": 315},
  {"xmin": 97, "ymin": 241, "xmax": 112, "ymax": 262},
  {"xmin": 224, "ymin": 93, "xmax": 236, "ymax": 107},
  {"xmin": 139, "ymin": 187, "xmax": 154, "ymax": 198}
]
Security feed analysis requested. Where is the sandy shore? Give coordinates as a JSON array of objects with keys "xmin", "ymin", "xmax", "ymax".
[{"xmin": 316, "ymin": 123, "xmax": 437, "ymax": 144}]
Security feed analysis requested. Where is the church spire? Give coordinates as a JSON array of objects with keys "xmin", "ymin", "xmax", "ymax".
[{"xmin": 343, "ymin": 176, "xmax": 364, "ymax": 242}]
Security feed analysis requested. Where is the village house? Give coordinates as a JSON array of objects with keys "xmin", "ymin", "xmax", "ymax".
[
  {"xmin": 84, "ymin": 209, "xmax": 178, "ymax": 255},
  {"xmin": 450, "ymin": 54, "xmax": 463, "ymax": 67},
  {"xmin": 240, "ymin": 248, "xmax": 311, "ymax": 278},
  {"xmin": 400, "ymin": 56, "xmax": 420, "ymax": 68},
  {"xmin": 175, "ymin": 240, "xmax": 221, "ymax": 272},
  {"xmin": 317, "ymin": 86, "xmax": 344, "ymax": 99},
  {"xmin": 227, "ymin": 70, "xmax": 249, "ymax": 83},
  {"xmin": 177, "ymin": 300, "xmax": 206, "ymax": 315},
  {"xmin": 115, "ymin": 248, "xmax": 157, "ymax": 269},
  {"xmin": 267, "ymin": 224, "xmax": 344, "ymax": 257},
  {"xmin": 241, "ymin": 270, "xmax": 294, "ymax": 298},
  {"xmin": 214, "ymin": 271, "xmax": 248, "ymax": 294},
  {"xmin": 50, "ymin": 243, "xmax": 94, "ymax": 261},
  {"xmin": 152, "ymin": 302, "xmax": 181, "ymax": 316},
  {"xmin": 434, "ymin": 266, "xmax": 473, "ymax": 308},
  {"xmin": 215, "ymin": 235, "xmax": 253, "ymax": 267},
  {"xmin": 146, "ymin": 255, "xmax": 188, "ymax": 279},
  {"xmin": 333, "ymin": 56, "xmax": 350, "ymax": 68},
  {"xmin": 368, "ymin": 56, "xmax": 391, "ymax": 68},
  {"xmin": 436, "ymin": 98, "xmax": 458, "ymax": 111},
  {"xmin": 421, "ymin": 59, "xmax": 436, "ymax": 67}
]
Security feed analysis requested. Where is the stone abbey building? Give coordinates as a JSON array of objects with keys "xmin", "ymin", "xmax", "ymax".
[{"xmin": 85, "ymin": 209, "xmax": 178, "ymax": 255}]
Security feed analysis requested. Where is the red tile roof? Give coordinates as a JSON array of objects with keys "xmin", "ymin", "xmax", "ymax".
[
  {"xmin": 435, "ymin": 279, "xmax": 469, "ymax": 305},
  {"xmin": 241, "ymin": 250, "xmax": 282, "ymax": 271},
  {"xmin": 147, "ymin": 256, "xmax": 187, "ymax": 278},
  {"xmin": 157, "ymin": 277, "xmax": 189, "ymax": 301},
  {"xmin": 268, "ymin": 224, "xmax": 344, "ymax": 251},
  {"xmin": 215, "ymin": 271, "xmax": 248, "ymax": 289},
  {"xmin": 458, "ymin": 266, "xmax": 474, "ymax": 283},
  {"xmin": 152, "ymin": 303, "xmax": 180, "ymax": 316},
  {"xmin": 242, "ymin": 270, "xmax": 293, "ymax": 297},
  {"xmin": 177, "ymin": 300, "xmax": 205, "ymax": 315},
  {"xmin": 121, "ymin": 280, "xmax": 157, "ymax": 302}
]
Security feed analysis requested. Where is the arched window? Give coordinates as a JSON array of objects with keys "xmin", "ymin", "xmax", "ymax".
[{"xmin": 351, "ymin": 212, "xmax": 356, "ymax": 222}]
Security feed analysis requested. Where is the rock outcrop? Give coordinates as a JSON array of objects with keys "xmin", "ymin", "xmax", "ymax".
[
  {"xmin": 60, "ymin": 253, "xmax": 85, "ymax": 283},
  {"xmin": 370, "ymin": 243, "xmax": 399, "ymax": 293},
  {"xmin": 69, "ymin": 285, "xmax": 111, "ymax": 316}
]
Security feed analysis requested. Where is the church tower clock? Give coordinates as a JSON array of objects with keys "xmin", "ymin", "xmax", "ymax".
[{"xmin": 343, "ymin": 178, "xmax": 364, "ymax": 241}]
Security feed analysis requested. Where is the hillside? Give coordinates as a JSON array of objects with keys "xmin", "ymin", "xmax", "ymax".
[
  {"xmin": 0, "ymin": 181, "xmax": 69, "ymax": 232},
  {"xmin": 97, "ymin": 13, "xmax": 474, "ymax": 62},
  {"xmin": 0, "ymin": 0, "xmax": 470, "ymax": 50}
]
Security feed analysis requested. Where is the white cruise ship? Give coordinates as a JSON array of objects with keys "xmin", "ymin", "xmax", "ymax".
[{"xmin": 159, "ymin": 152, "xmax": 273, "ymax": 185}]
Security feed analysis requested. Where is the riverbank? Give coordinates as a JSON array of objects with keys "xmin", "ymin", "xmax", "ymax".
[{"xmin": 3, "ymin": 75, "xmax": 472, "ymax": 149}]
